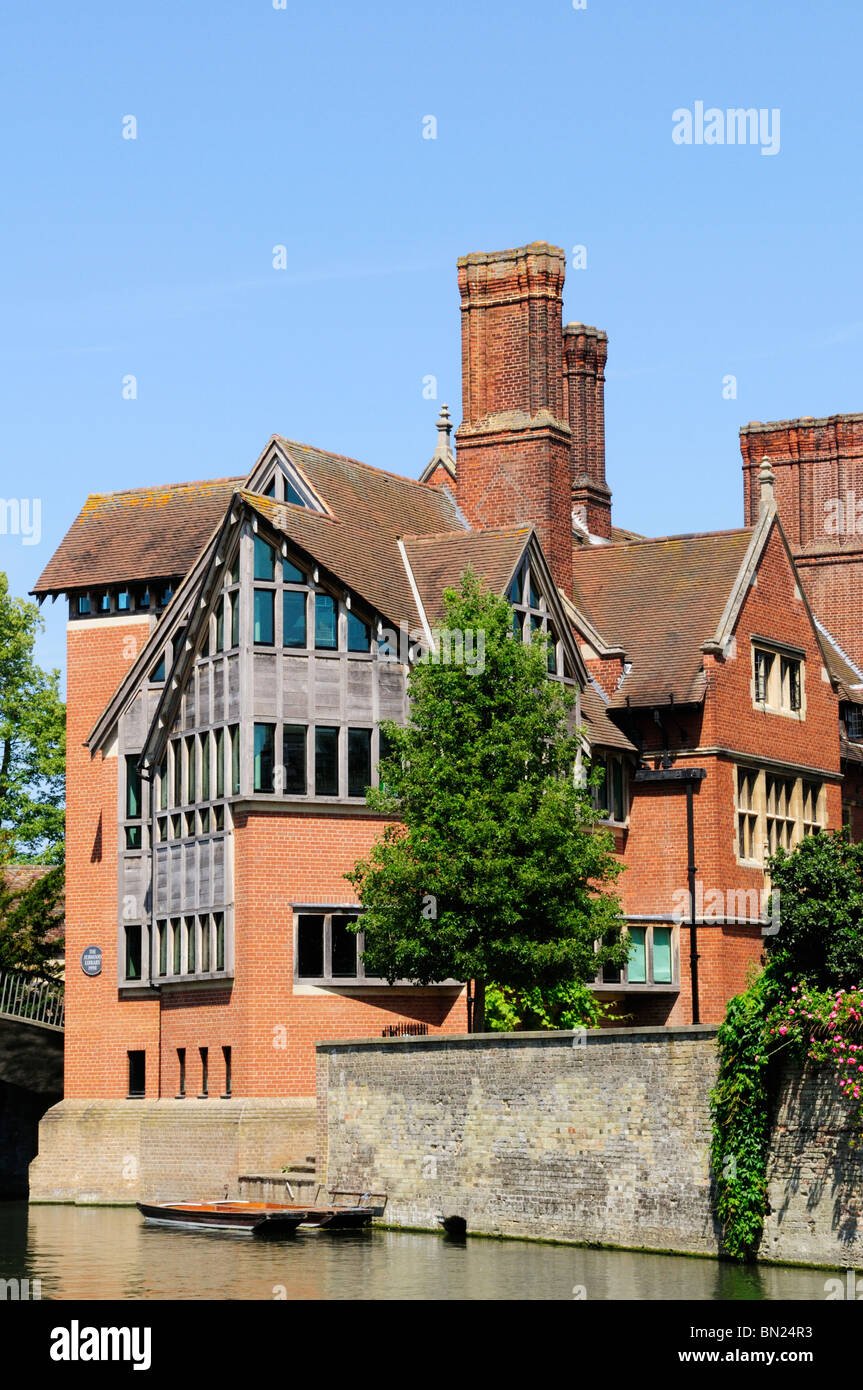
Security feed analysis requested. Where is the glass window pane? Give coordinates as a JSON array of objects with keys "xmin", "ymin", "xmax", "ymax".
[
  {"xmin": 151, "ymin": 654, "xmax": 166, "ymax": 683},
  {"xmin": 125, "ymin": 925, "xmax": 142, "ymax": 981},
  {"xmin": 254, "ymin": 589, "xmax": 275, "ymax": 644},
  {"xmin": 297, "ymin": 914, "xmax": 324, "ymax": 978},
  {"xmin": 627, "ymin": 927, "xmax": 646, "ymax": 983},
  {"xmin": 77, "ymin": 595, "xmax": 91, "ymax": 615},
  {"xmin": 230, "ymin": 593, "xmax": 240, "ymax": 647},
  {"xmin": 215, "ymin": 913, "xmax": 225, "ymax": 971},
  {"xmin": 348, "ymin": 728, "xmax": 372, "ymax": 797},
  {"xmin": 126, "ymin": 756, "xmax": 141, "ymax": 820},
  {"xmin": 201, "ymin": 734, "xmax": 210, "ymax": 801},
  {"xmin": 254, "ymin": 723, "xmax": 275, "ymax": 792},
  {"xmin": 282, "ymin": 726, "xmax": 306, "ymax": 795},
  {"xmin": 315, "ymin": 726, "xmax": 339, "ymax": 796},
  {"xmin": 283, "ymin": 558, "xmax": 304, "ymax": 583},
  {"xmin": 653, "ymin": 927, "xmax": 673, "ymax": 983},
  {"xmin": 315, "ymin": 594, "xmax": 338, "ymax": 649},
  {"xmin": 158, "ymin": 923, "xmax": 167, "ymax": 975},
  {"xmin": 283, "ymin": 590, "xmax": 306, "ymax": 647},
  {"xmin": 253, "ymin": 535, "xmax": 275, "ymax": 581},
  {"xmin": 186, "ymin": 736, "xmax": 196, "ymax": 803},
  {"xmin": 186, "ymin": 917, "xmax": 196, "ymax": 974},
  {"xmin": 612, "ymin": 759, "xmax": 624, "ymax": 822},
  {"xmin": 331, "ymin": 915, "xmax": 359, "ymax": 977},
  {"xmin": 201, "ymin": 917, "xmax": 211, "ymax": 973},
  {"xmin": 172, "ymin": 919, "xmax": 182, "ymax": 974},
  {"xmin": 347, "ymin": 611, "xmax": 370, "ymax": 653},
  {"xmin": 230, "ymin": 725, "xmax": 240, "ymax": 794},
  {"xmin": 215, "ymin": 599, "xmax": 224, "ymax": 652},
  {"xmin": 286, "ymin": 479, "xmax": 305, "ymax": 507},
  {"xmin": 215, "ymin": 728, "xmax": 225, "ymax": 798}
]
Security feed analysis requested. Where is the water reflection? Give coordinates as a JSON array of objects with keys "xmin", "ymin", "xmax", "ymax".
[{"xmin": 0, "ymin": 1204, "xmax": 837, "ymax": 1301}]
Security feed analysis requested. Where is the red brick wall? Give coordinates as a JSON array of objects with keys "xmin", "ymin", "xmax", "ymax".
[{"xmin": 65, "ymin": 617, "xmax": 160, "ymax": 1098}]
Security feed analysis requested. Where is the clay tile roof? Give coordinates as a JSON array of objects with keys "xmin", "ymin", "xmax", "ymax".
[
  {"xmin": 579, "ymin": 678, "xmax": 637, "ymax": 752},
  {"xmin": 402, "ymin": 526, "xmax": 531, "ymax": 624},
  {"xmin": 32, "ymin": 478, "xmax": 244, "ymax": 596},
  {"xmin": 572, "ymin": 528, "xmax": 754, "ymax": 708},
  {"xmin": 815, "ymin": 619, "xmax": 863, "ymax": 703}
]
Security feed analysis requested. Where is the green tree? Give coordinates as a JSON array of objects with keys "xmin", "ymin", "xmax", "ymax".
[
  {"xmin": 0, "ymin": 572, "xmax": 65, "ymax": 863},
  {"xmin": 346, "ymin": 570, "xmax": 627, "ymax": 1029},
  {"xmin": 0, "ymin": 860, "xmax": 65, "ymax": 980},
  {"xmin": 765, "ymin": 829, "xmax": 863, "ymax": 992}
]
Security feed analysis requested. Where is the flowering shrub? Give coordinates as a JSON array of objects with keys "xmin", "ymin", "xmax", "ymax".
[{"xmin": 765, "ymin": 984, "xmax": 863, "ymax": 1123}]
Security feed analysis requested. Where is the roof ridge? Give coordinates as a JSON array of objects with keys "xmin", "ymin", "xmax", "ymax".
[
  {"xmin": 575, "ymin": 524, "xmax": 754, "ymax": 551},
  {"xmin": 403, "ymin": 525, "xmax": 532, "ymax": 543},
  {"xmin": 83, "ymin": 476, "xmax": 244, "ymax": 504}
]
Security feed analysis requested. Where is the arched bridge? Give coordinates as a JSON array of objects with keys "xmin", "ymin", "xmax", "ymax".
[{"xmin": 0, "ymin": 971, "xmax": 64, "ymax": 1198}]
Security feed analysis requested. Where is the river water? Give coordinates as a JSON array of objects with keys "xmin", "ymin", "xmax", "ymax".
[{"xmin": 0, "ymin": 1203, "xmax": 842, "ymax": 1300}]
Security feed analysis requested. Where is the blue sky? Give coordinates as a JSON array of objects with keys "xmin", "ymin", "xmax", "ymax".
[{"xmin": 2, "ymin": 0, "xmax": 862, "ymax": 686}]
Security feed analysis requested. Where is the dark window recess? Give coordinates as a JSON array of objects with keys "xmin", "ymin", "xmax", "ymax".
[
  {"xmin": 177, "ymin": 1048, "xmax": 186, "ymax": 1098},
  {"xmin": 100, "ymin": 593, "xmax": 111, "ymax": 613},
  {"xmin": 283, "ymin": 589, "xmax": 306, "ymax": 647},
  {"xmin": 282, "ymin": 726, "xmax": 307, "ymax": 795},
  {"xmin": 254, "ymin": 535, "xmax": 275, "ymax": 581},
  {"xmin": 263, "ymin": 478, "xmax": 276, "ymax": 498},
  {"xmin": 230, "ymin": 593, "xmax": 240, "ymax": 647},
  {"xmin": 77, "ymin": 595, "xmax": 91, "ymax": 615},
  {"xmin": 230, "ymin": 554, "xmax": 240, "ymax": 584},
  {"xmin": 254, "ymin": 723, "xmax": 275, "ymax": 792},
  {"xmin": 126, "ymin": 756, "xmax": 141, "ymax": 820},
  {"xmin": 347, "ymin": 611, "xmax": 370, "ymax": 653},
  {"xmin": 125, "ymin": 825, "xmax": 142, "ymax": 850},
  {"xmin": 315, "ymin": 727, "xmax": 339, "ymax": 796},
  {"xmin": 215, "ymin": 599, "xmax": 225, "ymax": 652},
  {"xmin": 124, "ymin": 925, "xmax": 142, "ymax": 982},
  {"xmin": 315, "ymin": 594, "xmax": 338, "ymax": 650},
  {"xmin": 128, "ymin": 1051, "xmax": 146, "ymax": 1098},
  {"xmin": 215, "ymin": 913, "xmax": 225, "ymax": 972},
  {"xmin": 331, "ymin": 914, "xmax": 359, "ymax": 978},
  {"xmin": 222, "ymin": 1046, "xmax": 232, "ymax": 1098},
  {"xmin": 172, "ymin": 919, "xmax": 182, "ymax": 974},
  {"xmin": 201, "ymin": 916, "xmax": 211, "ymax": 973},
  {"xmin": 347, "ymin": 729, "xmax": 372, "ymax": 797},
  {"xmin": 253, "ymin": 589, "xmax": 275, "ymax": 644},
  {"xmin": 186, "ymin": 916, "xmax": 196, "ymax": 974},
  {"xmin": 199, "ymin": 1047, "xmax": 209, "ymax": 1097},
  {"xmin": 297, "ymin": 915, "xmax": 325, "ymax": 979},
  {"xmin": 158, "ymin": 923, "xmax": 167, "ymax": 976},
  {"xmin": 230, "ymin": 725, "xmax": 240, "ymax": 795},
  {"xmin": 139, "ymin": 589, "xmax": 151, "ymax": 611},
  {"xmin": 844, "ymin": 702, "xmax": 863, "ymax": 741},
  {"xmin": 283, "ymin": 558, "xmax": 304, "ymax": 584}
]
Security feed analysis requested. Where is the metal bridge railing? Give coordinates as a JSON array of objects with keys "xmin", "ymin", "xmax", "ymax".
[{"xmin": 0, "ymin": 969, "xmax": 65, "ymax": 1030}]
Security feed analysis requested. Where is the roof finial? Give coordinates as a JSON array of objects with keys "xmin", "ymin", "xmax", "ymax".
[
  {"xmin": 419, "ymin": 403, "xmax": 456, "ymax": 484},
  {"xmin": 759, "ymin": 455, "xmax": 775, "ymax": 513}
]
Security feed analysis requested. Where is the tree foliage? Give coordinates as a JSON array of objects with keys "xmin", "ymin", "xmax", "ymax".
[
  {"xmin": 0, "ymin": 572, "xmax": 65, "ymax": 862},
  {"xmin": 346, "ymin": 571, "xmax": 627, "ymax": 1026},
  {"xmin": 764, "ymin": 829, "xmax": 863, "ymax": 992},
  {"xmin": 0, "ymin": 860, "xmax": 65, "ymax": 980}
]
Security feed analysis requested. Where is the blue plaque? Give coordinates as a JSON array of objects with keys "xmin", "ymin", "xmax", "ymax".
[{"xmin": 81, "ymin": 945, "xmax": 102, "ymax": 977}]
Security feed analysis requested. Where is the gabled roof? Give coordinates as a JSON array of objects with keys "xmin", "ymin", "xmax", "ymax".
[
  {"xmin": 572, "ymin": 526, "xmax": 756, "ymax": 708},
  {"xmin": 32, "ymin": 478, "xmax": 244, "ymax": 596},
  {"xmin": 402, "ymin": 526, "xmax": 532, "ymax": 625}
]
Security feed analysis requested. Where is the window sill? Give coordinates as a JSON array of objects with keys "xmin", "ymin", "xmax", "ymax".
[{"xmin": 593, "ymin": 982, "xmax": 680, "ymax": 994}]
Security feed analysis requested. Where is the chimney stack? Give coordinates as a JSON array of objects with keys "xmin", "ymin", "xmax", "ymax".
[
  {"xmin": 455, "ymin": 243, "xmax": 573, "ymax": 594},
  {"xmin": 563, "ymin": 323, "xmax": 611, "ymax": 539}
]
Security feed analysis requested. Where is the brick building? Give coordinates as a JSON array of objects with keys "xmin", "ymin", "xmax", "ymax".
[{"xmin": 27, "ymin": 241, "xmax": 863, "ymax": 1191}]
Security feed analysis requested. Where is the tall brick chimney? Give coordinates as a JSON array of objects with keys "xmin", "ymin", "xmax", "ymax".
[
  {"xmin": 563, "ymin": 323, "xmax": 611, "ymax": 539},
  {"xmin": 740, "ymin": 412, "xmax": 863, "ymax": 670},
  {"xmin": 454, "ymin": 243, "xmax": 574, "ymax": 594}
]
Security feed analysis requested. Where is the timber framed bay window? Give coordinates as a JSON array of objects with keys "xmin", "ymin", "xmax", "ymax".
[
  {"xmin": 506, "ymin": 558, "xmax": 575, "ymax": 681},
  {"xmin": 247, "ymin": 533, "xmax": 374, "ymax": 658},
  {"xmin": 595, "ymin": 924, "xmax": 677, "ymax": 990},
  {"xmin": 752, "ymin": 639, "xmax": 805, "ymax": 717},
  {"xmin": 150, "ymin": 911, "xmax": 227, "ymax": 981},
  {"xmin": 249, "ymin": 720, "xmax": 376, "ymax": 800},
  {"xmin": 734, "ymin": 763, "xmax": 825, "ymax": 865}
]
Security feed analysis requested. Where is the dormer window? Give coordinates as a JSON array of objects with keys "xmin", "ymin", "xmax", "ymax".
[{"xmin": 842, "ymin": 702, "xmax": 863, "ymax": 742}]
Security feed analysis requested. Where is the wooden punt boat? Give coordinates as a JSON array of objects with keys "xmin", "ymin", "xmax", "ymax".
[
  {"xmin": 136, "ymin": 1200, "xmax": 311, "ymax": 1237},
  {"xmin": 137, "ymin": 1193, "xmax": 385, "ymax": 1236}
]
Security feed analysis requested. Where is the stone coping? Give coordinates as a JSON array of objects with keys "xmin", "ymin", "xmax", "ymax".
[{"xmin": 317, "ymin": 1023, "xmax": 719, "ymax": 1052}]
